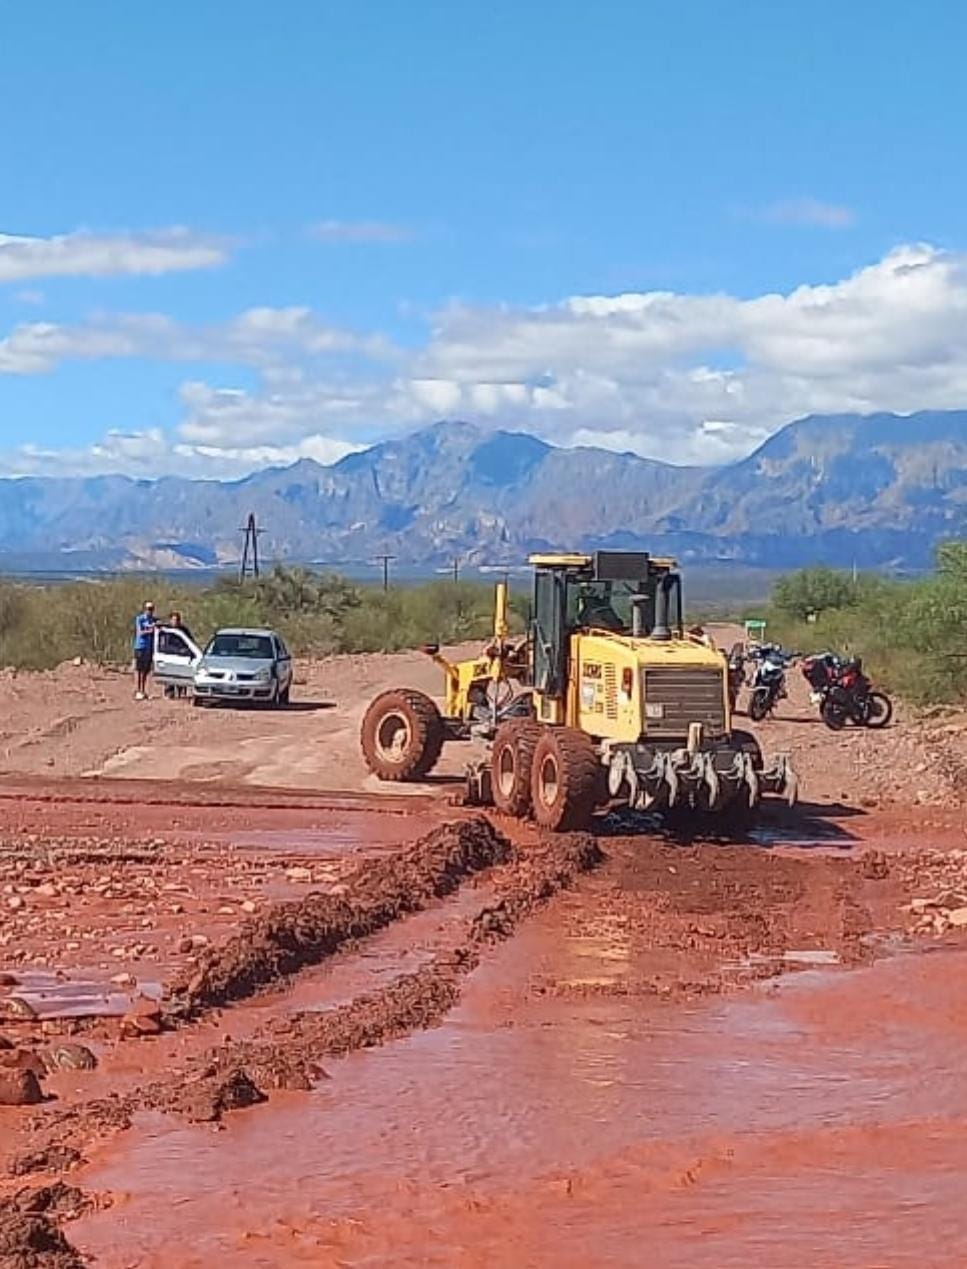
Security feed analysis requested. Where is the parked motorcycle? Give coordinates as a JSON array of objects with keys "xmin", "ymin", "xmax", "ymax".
[
  {"xmin": 747, "ymin": 643, "xmax": 794, "ymax": 722},
  {"xmin": 801, "ymin": 653, "xmax": 893, "ymax": 730},
  {"xmin": 726, "ymin": 643, "xmax": 748, "ymax": 711}
]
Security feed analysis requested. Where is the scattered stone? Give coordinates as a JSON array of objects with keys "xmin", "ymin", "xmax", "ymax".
[
  {"xmin": 0, "ymin": 1048, "xmax": 47, "ymax": 1079},
  {"xmin": 947, "ymin": 906, "xmax": 967, "ymax": 928},
  {"xmin": 42, "ymin": 1042, "xmax": 98, "ymax": 1072},
  {"xmin": 1, "ymin": 997, "xmax": 38, "ymax": 1020},
  {"xmin": 285, "ymin": 866, "xmax": 312, "ymax": 883},
  {"xmin": 240, "ymin": 899, "xmax": 257, "ymax": 914},
  {"xmin": 0, "ymin": 1066, "xmax": 44, "ymax": 1106},
  {"xmin": 0, "ymin": 1208, "xmax": 85, "ymax": 1268},
  {"xmin": 120, "ymin": 995, "xmax": 162, "ymax": 1038},
  {"xmin": 861, "ymin": 851, "xmax": 889, "ymax": 880},
  {"xmin": 182, "ymin": 1069, "xmax": 267, "ymax": 1123},
  {"xmin": 6, "ymin": 895, "xmax": 23, "ymax": 911},
  {"xmin": 8, "ymin": 1145, "xmax": 82, "ymax": 1177}
]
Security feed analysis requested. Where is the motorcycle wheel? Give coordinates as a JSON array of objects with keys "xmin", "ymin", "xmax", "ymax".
[
  {"xmin": 821, "ymin": 699, "xmax": 848, "ymax": 731},
  {"xmin": 865, "ymin": 691, "xmax": 893, "ymax": 729},
  {"xmin": 748, "ymin": 690, "xmax": 770, "ymax": 723}
]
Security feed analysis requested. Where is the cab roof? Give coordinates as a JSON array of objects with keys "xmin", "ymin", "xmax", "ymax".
[{"xmin": 528, "ymin": 550, "xmax": 678, "ymax": 576}]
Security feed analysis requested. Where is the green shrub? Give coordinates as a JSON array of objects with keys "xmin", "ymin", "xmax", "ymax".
[{"xmin": 0, "ymin": 568, "xmax": 526, "ymax": 670}]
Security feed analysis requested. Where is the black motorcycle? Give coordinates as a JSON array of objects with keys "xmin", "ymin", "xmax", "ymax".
[
  {"xmin": 814, "ymin": 656, "xmax": 893, "ymax": 731},
  {"xmin": 747, "ymin": 644, "xmax": 792, "ymax": 722},
  {"xmin": 726, "ymin": 643, "xmax": 748, "ymax": 711}
]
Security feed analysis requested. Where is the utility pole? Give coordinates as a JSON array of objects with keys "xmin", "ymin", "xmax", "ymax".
[
  {"xmin": 239, "ymin": 513, "xmax": 265, "ymax": 582},
  {"xmin": 373, "ymin": 553, "xmax": 396, "ymax": 592},
  {"xmin": 451, "ymin": 556, "xmax": 460, "ymax": 584}
]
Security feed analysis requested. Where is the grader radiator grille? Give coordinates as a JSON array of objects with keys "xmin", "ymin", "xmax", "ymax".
[{"xmin": 642, "ymin": 668, "xmax": 727, "ymax": 739}]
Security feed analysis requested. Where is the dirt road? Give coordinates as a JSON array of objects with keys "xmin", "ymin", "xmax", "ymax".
[{"xmin": 2, "ymin": 641, "xmax": 967, "ymax": 1266}]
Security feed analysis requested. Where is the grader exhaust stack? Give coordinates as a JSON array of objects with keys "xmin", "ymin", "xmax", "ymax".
[{"xmin": 360, "ymin": 551, "xmax": 797, "ymax": 832}]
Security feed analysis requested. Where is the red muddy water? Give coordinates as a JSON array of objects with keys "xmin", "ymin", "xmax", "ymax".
[{"xmin": 71, "ymin": 842, "xmax": 967, "ymax": 1269}]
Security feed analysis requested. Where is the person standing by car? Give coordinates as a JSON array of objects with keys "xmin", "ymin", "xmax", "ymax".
[
  {"xmin": 168, "ymin": 610, "xmax": 194, "ymax": 643},
  {"xmin": 133, "ymin": 600, "xmax": 157, "ymax": 701}
]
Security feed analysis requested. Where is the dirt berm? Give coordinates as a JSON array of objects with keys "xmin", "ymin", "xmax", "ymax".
[{"xmin": 168, "ymin": 816, "xmax": 513, "ymax": 1015}]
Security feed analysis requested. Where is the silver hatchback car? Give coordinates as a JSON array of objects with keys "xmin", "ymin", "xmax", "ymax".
[{"xmin": 192, "ymin": 628, "xmax": 293, "ymax": 706}]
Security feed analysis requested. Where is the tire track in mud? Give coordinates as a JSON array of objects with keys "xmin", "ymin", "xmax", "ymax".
[{"xmin": 7, "ymin": 822, "xmax": 602, "ymax": 1175}]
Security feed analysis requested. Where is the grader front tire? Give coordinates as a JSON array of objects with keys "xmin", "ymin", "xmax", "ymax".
[
  {"xmin": 360, "ymin": 689, "xmax": 444, "ymax": 782},
  {"xmin": 531, "ymin": 727, "xmax": 599, "ymax": 832},
  {"xmin": 491, "ymin": 721, "xmax": 540, "ymax": 817}
]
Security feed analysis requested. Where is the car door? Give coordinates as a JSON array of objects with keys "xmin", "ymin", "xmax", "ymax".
[
  {"xmin": 274, "ymin": 636, "xmax": 292, "ymax": 690},
  {"xmin": 154, "ymin": 627, "xmax": 203, "ymax": 690}
]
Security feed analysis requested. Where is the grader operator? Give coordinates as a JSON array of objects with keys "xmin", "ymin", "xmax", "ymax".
[{"xmin": 360, "ymin": 550, "xmax": 797, "ymax": 831}]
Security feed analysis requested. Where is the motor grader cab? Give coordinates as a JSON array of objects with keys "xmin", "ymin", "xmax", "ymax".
[{"xmin": 360, "ymin": 550, "xmax": 797, "ymax": 831}]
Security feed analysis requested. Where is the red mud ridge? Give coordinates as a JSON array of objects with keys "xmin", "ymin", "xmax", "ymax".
[
  {"xmin": 8, "ymin": 819, "xmax": 602, "ymax": 1166},
  {"xmin": 167, "ymin": 816, "xmax": 514, "ymax": 1016}
]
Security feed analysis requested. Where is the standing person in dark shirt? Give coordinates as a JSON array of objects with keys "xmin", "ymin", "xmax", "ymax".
[
  {"xmin": 168, "ymin": 610, "xmax": 194, "ymax": 643},
  {"xmin": 133, "ymin": 601, "xmax": 157, "ymax": 701}
]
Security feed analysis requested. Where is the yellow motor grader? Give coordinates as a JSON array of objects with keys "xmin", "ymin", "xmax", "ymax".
[{"xmin": 360, "ymin": 550, "xmax": 797, "ymax": 831}]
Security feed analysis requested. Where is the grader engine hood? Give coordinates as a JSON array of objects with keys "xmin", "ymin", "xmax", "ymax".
[{"xmin": 574, "ymin": 633, "xmax": 729, "ymax": 744}]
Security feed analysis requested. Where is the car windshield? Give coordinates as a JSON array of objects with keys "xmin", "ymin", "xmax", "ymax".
[{"xmin": 206, "ymin": 633, "xmax": 273, "ymax": 660}]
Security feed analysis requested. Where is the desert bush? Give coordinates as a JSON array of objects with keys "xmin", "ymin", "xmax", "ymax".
[{"xmin": 0, "ymin": 568, "xmax": 527, "ymax": 669}]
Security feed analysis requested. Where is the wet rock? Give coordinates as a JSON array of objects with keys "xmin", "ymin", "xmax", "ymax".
[
  {"xmin": 0, "ymin": 1066, "xmax": 44, "ymax": 1105},
  {"xmin": 42, "ymin": 1042, "xmax": 98, "ymax": 1072},
  {"xmin": 0, "ymin": 1208, "xmax": 85, "ymax": 1268},
  {"xmin": 182, "ymin": 1069, "xmax": 267, "ymax": 1122},
  {"xmin": 11, "ymin": 1181, "xmax": 91, "ymax": 1220},
  {"xmin": 8, "ymin": 1145, "xmax": 82, "ymax": 1177},
  {"xmin": 0, "ymin": 972, "xmax": 18, "ymax": 988},
  {"xmin": 0, "ymin": 1048, "xmax": 47, "ymax": 1078},
  {"xmin": 1, "ymin": 997, "xmax": 38, "ymax": 1021},
  {"xmin": 120, "ymin": 995, "xmax": 163, "ymax": 1038}
]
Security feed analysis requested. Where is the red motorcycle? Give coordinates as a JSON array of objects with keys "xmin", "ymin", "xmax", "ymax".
[{"xmin": 801, "ymin": 654, "xmax": 893, "ymax": 731}]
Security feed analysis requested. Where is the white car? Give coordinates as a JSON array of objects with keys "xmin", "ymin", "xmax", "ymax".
[{"xmin": 154, "ymin": 625, "xmax": 293, "ymax": 707}]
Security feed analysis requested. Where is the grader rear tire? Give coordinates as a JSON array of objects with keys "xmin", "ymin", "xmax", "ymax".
[
  {"xmin": 360, "ymin": 689, "xmax": 444, "ymax": 781},
  {"xmin": 531, "ymin": 727, "xmax": 599, "ymax": 832},
  {"xmin": 491, "ymin": 720, "xmax": 540, "ymax": 817}
]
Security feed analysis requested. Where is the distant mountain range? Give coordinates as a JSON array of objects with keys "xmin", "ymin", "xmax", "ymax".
[{"xmin": 2, "ymin": 410, "xmax": 967, "ymax": 573}]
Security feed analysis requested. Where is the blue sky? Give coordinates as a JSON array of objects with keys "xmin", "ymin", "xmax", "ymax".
[{"xmin": 3, "ymin": 0, "xmax": 967, "ymax": 476}]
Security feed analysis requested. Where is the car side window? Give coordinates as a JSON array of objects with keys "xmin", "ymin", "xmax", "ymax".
[
  {"xmin": 158, "ymin": 629, "xmax": 190, "ymax": 657},
  {"xmin": 277, "ymin": 638, "xmax": 290, "ymax": 660}
]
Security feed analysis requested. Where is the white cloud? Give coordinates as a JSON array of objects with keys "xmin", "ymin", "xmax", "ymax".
[
  {"xmin": 0, "ymin": 307, "xmax": 395, "ymax": 374},
  {"xmin": 747, "ymin": 197, "xmax": 857, "ymax": 229},
  {"xmin": 0, "ymin": 228, "xmax": 230, "ymax": 283},
  {"xmin": 8, "ymin": 243, "xmax": 967, "ymax": 476},
  {"xmin": 309, "ymin": 220, "xmax": 411, "ymax": 244},
  {"xmin": 2, "ymin": 426, "xmax": 359, "ymax": 479}
]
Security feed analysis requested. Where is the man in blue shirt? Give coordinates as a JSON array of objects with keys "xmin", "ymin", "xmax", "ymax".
[{"xmin": 133, "ymin": 600, "xmax": 157, "ymax": 700}]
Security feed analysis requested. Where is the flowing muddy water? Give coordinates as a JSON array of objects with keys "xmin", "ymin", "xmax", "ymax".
[{"xmin": 70, "ymin": 835, "xmax": 966, "ymax": 1269}]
